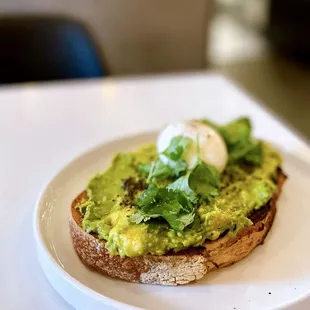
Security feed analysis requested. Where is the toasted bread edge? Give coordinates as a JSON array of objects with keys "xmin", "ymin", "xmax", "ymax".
[{"xmin": 69, "ymin": 170, "xmax": 286, "ymax": 286}]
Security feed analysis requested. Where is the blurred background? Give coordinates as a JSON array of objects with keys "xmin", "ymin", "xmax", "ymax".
[{"xmin": 0, "ymin": 0, "xmax": 309, "ymax": 137}]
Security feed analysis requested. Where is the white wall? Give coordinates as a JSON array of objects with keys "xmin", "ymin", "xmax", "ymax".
[{"xmin": 1, "ymin": 0, "xmax": 213, "ymax": 75}]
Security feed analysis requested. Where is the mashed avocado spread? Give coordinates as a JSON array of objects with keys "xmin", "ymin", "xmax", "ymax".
[{"xmin": 77, "ymin": 118, "xmax": 281, "ymax": 257}]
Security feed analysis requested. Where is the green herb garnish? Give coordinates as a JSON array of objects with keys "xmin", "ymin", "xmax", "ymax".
[
  {"xmin": 131, "ymin": 134, "xmax": 221, "ymax": 230},
  {"xmin": 129, "ymin": 184, "xmax": 195, "ymax": 231},
  {"xmin": 200, "ymin": 117, "xmax": 263, "ymax": 165},
  {"xmin": 139, "ymin": 136, "xmax": 192, "ymax": 183}
]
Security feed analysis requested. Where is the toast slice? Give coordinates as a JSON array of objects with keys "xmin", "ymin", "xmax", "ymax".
[{"xmin": 69, "ymin": 170, "xmax": 286, "ymax": 286}]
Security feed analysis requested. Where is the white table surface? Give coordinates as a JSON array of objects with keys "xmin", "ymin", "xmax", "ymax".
[{"xmin": 1, "ymin": 73, "xmax": 310, "ymax": 310}]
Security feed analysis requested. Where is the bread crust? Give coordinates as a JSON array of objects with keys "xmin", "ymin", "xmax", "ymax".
[{"xmin": 69, "ymin": 170, "xmax": 286, "ymax": 285}]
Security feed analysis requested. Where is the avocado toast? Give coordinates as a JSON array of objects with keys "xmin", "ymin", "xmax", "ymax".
[{"xmin": 69, "ymin": 118, "xmax": 287, "ymax": 285}]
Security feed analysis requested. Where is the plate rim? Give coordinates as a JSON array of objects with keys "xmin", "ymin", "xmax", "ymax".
[
  {"xmin": 33, "ymin": 132, "xmax": 158, "ymax": 310},
  {"xmin": 33, "ymin": 130, "xmax": 310, "ymax": 310}
]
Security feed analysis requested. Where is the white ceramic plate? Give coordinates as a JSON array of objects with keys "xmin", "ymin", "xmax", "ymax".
[{"xmin": 34, "ymin": 132, "xmax": 310, "ymax": 310}]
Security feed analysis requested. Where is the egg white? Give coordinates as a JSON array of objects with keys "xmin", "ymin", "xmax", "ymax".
[{"xmin": 157, "ymin": 121, "xmax": 228, "ymax": 172}]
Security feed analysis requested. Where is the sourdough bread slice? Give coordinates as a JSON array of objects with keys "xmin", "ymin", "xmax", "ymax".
[{"xmin": 69, "ymin": 170, "xmax": 286, "ymax": 286}]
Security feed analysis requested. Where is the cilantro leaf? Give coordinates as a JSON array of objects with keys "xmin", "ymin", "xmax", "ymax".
[
  {"xmin": 167, "ymin": 173, "xmax": 197, "ymax": 203},
  {"xmin": 221, "ymin": 118, "xmax": 263, "ymax": 165},
  {"xmin": 167, "ymin": 158, "xmax": 221, "ymax": 205},
  {"xmin": 228, "ymin": 139, "xmax": 263, "ymax": 165},
  {"xmin": 132, "ymin": 132, "xmax": 223, "ymax": 230},
  {"xmin": 131, "ymin": 159, "xmax": 221, "ymax": 231},
  {"xmin": 244, "ymin": 141, "xmax": 263, "ymax": 165},
  {"xmin": 161, "ymin": 156, "xmax": 188, "ymax": 176},
  {"xmin": 165, "ymin": 132, "xmax": 221, "ymax": 202},
  {"xmin": 189, "ymin": 161, "xmax": 221, "ymax": 199},
  {"xmin": 199, "ymin": 117, "xmax": 263, "ymax": 165},
  {"xmin": 146, "ymin": 160, "xmax": 174, "ymax": 182},
  {"xmin": 139, "ymin": 136, "xmax": 192, "ymax": 183},
  {"xmin": 136, "ymin": 183, "xmax": 159, "ymax": 206},
  {"xmin": 139, "ymin": 158, "xmax": 187, "ymax": 183},
  {"xmin": 221, "ymin": 117, "xmax": 252, "ymax": 145},
  {"xmin": 129, "ymin": 185, "xmax": 195, "ymax": 231},
  {"xmin": 162, "ymin": 136, "xmax": 192, "ymax": 161}
]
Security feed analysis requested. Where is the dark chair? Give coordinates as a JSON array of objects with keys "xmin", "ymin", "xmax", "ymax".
[{"xmin": 0, "ymin": 15, "xmax": 107, "ymax": 84}]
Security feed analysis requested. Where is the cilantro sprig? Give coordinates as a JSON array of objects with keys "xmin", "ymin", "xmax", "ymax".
[
  {"xmin": 167, "ymin": 157, "xmax": 221, "ymax": 203},
  {"xmin": 129, "ymin": 185, "xmax": 195, "ymax": 231},
  {"xmin": 139, "ymin": 136, "xmax": 192, "ymax": 183},
  {"xmin": 130, "ymin": 135, "xmax": 221, "ymax": 231},
  {"xmin": 130, "ymin": 118, "xmax": 262, "ymax": 231},
  {"xmin": 199, "ymin": 117, "xmax": 263, "ymax": 165}
]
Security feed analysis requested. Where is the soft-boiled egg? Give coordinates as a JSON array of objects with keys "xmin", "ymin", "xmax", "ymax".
[{"xmin": 157, "ymin": 121, "xmax": 228, "ymax": 172}]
